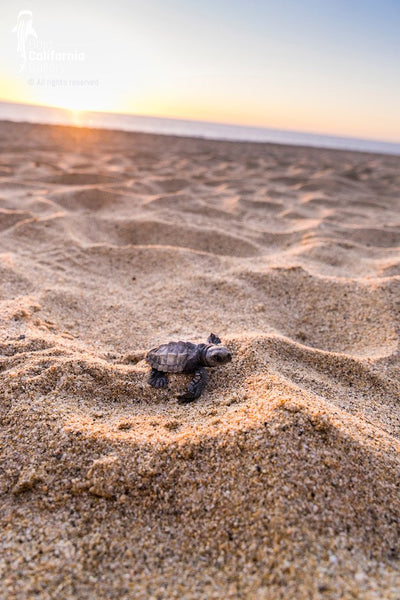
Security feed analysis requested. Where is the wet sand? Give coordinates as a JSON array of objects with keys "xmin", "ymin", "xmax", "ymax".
[{"xmin": 0, "ymin": 121, "xmax": 399, "ymax": 598}]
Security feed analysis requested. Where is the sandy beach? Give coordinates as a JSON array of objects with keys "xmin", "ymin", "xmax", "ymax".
[{"xmin": 0, "ymin": 120, "xmax": 399, "ymax": 599}]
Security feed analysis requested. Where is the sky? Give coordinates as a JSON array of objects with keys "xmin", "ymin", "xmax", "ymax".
[{"xmin": 0, "ymin": 0, "xmax": 399, "ymax": 142}]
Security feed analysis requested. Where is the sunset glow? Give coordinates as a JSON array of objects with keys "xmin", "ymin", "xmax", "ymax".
[{"xmin": 1, "ymin": 1, "xmax": 399, "ymax": 142}]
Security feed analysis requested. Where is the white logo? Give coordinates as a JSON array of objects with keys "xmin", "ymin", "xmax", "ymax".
[{"xmin": 12, "ymin": 10, "xmax": 38, "ymax": 70}]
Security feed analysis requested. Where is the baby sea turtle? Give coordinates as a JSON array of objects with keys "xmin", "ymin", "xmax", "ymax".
[{"xmin": 146, "ymin": 333, "xmax": 232, "ymax": 403}]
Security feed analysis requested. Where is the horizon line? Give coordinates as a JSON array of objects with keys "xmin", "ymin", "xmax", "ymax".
[
  {"xmin": 1, "ymin": 98, "xmax": 399, "ymax": 149},
  {"xmin": 0, "ymin": 99, "xmax": 399, "ymax": 157}
]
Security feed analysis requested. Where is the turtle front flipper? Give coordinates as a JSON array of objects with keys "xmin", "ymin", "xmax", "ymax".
[
  {"xmin": 207, "ymin": 333, "xmax": 221, "ymax": 345},
  {"xmin": 177, "ymin": 368, "xmax": 209, "ymax": 404},
  {"xmin": 148, "ymin": 368, "xmax": 169, "ymax": 389}
]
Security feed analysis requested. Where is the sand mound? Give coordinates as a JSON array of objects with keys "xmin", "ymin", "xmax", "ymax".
[{"xmin": 0, "ymin": 121, "xmax": 399, "ymax": 599}]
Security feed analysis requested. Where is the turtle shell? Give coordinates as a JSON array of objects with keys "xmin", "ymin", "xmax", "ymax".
[{"xmin": 146, "ymin": 340, "xmax": 198, "ymax": 373}]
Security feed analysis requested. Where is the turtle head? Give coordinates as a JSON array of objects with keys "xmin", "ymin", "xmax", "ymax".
[{"xmin": 204, "ymin": 345, "xmax": 232, "ymax": 367}]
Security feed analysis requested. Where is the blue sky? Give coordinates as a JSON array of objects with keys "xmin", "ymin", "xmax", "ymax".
[{"xmin": 1, "ymin": 0, "xmax": 399, "ymax": 141}]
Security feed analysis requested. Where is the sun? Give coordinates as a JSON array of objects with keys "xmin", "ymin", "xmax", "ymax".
[
  {"xmin": 47, "ymin": 90, "xmax": 99, "ymax": 113},
  {"xmin": 27, "ymin": 83, "xmax": 120, "ymax": 117},
  {"xmin": 69, "ymin": 109, "xmax": 85, "ymax": 126}
]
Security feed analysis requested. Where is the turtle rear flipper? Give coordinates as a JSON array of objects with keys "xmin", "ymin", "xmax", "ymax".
[{"xmin": 148, "ymin": 368, "xmax": 169, "ymax": 389}]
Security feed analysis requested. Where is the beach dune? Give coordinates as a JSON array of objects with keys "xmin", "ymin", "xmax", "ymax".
[{"xmin": 0, "ymin": 121, "xmax": 399, "ymax": 599}]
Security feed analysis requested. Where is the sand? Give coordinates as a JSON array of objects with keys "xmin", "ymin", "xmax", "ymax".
[{"xmin": 0, "ymin": 120, "xmax": 399, "ymax": 599}]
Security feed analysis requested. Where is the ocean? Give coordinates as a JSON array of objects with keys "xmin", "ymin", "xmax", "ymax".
[{"xmin": 0, "ymin": 100, "xmax": 399, "ymax": 156}]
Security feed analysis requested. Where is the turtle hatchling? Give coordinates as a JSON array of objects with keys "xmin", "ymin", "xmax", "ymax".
[{"xmin": 146, "ymin": 333, "xmax": 232, "ymax": 403}]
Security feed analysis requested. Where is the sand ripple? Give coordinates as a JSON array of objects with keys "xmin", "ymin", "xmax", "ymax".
[{"xmin": 0, "ymin": 122, "xmax": 399, "ymax": 599}]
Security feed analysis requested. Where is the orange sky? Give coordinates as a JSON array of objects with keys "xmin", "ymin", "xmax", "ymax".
[{"xmin": 1, "ymin": 1, "xmax": 399, "ymax": 142}]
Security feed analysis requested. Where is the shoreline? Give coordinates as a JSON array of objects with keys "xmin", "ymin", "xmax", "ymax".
[{"xmin": 0, "ymin": 104, "xmax": 399, "ymax": 156}]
